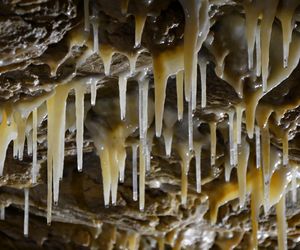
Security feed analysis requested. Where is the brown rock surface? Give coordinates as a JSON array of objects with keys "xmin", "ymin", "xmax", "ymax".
[{"xmin": 1, "ymin": 0, "xmax": 300, "ymax": 249}]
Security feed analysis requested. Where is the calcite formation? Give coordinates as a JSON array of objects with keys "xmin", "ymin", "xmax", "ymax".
[{"xmin": 1, "ymin": 0, "xmax": 300, "ymax": 249}]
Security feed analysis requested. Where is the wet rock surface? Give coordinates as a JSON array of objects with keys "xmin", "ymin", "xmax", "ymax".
[{"xmin": 0, "ymin": 0, "xmax": 300, "ymax": 249}]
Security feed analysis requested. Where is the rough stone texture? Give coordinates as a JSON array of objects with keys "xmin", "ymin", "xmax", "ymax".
[{"xmin": 0, "ymin": 0, "xmax": 300, "ymax": 249}]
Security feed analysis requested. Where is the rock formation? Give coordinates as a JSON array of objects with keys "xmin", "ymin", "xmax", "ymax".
[{"xmin": 1, "ymin": 0, "xmax": 300, "ymax": 249}]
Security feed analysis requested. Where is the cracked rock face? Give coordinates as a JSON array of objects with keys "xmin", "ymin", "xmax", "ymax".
[{"xmin": 1, "ymin": 0, "xmax": 300, "ymax": 249}]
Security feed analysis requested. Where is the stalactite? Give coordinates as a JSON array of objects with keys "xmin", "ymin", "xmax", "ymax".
[
  {"xmin": 132, "ymin": 144, "xmax": 138, "ymax": 201},
  {"xmin": 138, "ymin": 78, "xmax": 149, "ymax": 209},
  {"xmin": 152, "ymin": 46, "xmax": 184, "ymax": 137},
  {"xmin": 46, "ymin": 96, "xmax": 54, "ymax": 224},
  {"xmin": 229, "ymin": 112, "xmax": 235, "ymax": 166},
  {"xmin": 135, "ymin": 15, "xmax": 146, "ymax": 48},
  {"xmin": 244, "ymin": 2, "xmax": 259, "ymax": 70},
  {"xmin": 24, "ymin": 188, "xmax": 29, "ymax": 237},
  {"xmin": 194, "ymin": 142, "xmax": 202, "ymax": 193},
  {"xmin": 261, "ymin": 125, "xmax": 271, "ymax": 213},
  {"xmin": 99, "ymin": 148, "xmax": 111, "ymax": 207},
  {"xmin": 188, "ymin": 100, "xmax": 193, "ymax": 151},
  {"xmin": 191, "ymin": 64, "xmax": 198, "ymax": 111},
  {"xmin": 119, "ymin": 75, "xmax": 127, "ymax": 120},
  {"xmin": 244, "ymin": 0, "xmax": 280, "ymax": 92},
  {"xmin": 255, "ymin": 126, "xmax": 261, "ymax": 168},
  {"xmin": 260, "ymin": 0, "xmax": 279, "ymax": 92},
  {"xmin": 27, "ymin": 131, "xmax": 33, "ymax": 157},
  {"xmin": 146, "ymin": 129, "xmax": 154, "ymax": 173},
  {"xmin": 32, "ymin": 108, "xmax": 38, "ymax": 183},
  {"xmin": 176, "ymin": 70, "xmax": 184, "ymax": 120},
  {"xmin": 110, "ymin": 145, "xmax": 119, "ymax": 206},
  {"xmin": 251, "ymin": 187, "xmax": 261, "ymax": 250},
  {"xmin": 90, "ymin": 78, "xmax": 97, "ymax": 106},
  {"xmin": 117, "ymin": 145, "xmax": 127, "ymax": 183},
  {"xmin": 91, "ymin": 13, "xmax": 99, "ymax": 53},
  {"xmin": 100, "ymin": 44, "xmax": 115, "ymax": 76},
  {"xmin": 14, "ymin": 111, "xmax": 27, "ymax": 161},
  {"xmin": 277, "ymin": 0, "xmax": 299, "ymax": 68},
  {"xmin": 210, "ymin": 122, "xmax": 217, "ymax": 166},
  {"xmin": 0, "ymin": 111, "xmax": 17, "ymax": 176},
  {"xmin": 178, "ymin": 0, "xmax": 201, "ymax": 102},
  {"xmin": 163, "ymin": 108, "xmax": 177, "ymax": 157},
  {"xmin": 255, "ymin": 23, "xmax": 261, "ymax": 77},
  {"xmin": 75, "ymin": 84, "xmax": 85, "ymax": 172},
  {"xmin": 139, "ymin": 79, "xmax": 149, "ymax": 148},
  {"xmin": 236, "ymin": 105, "xmax": 244, "ymax": 143},
  {"xmin": 237, "ymin": 138, "xmax": 250, "ymax": 208},
  {"xmin": 276, "ymin": 193, "xmax": 287, "ymax": 250},
  {"xmin": 199, "ymin": 57, "xmax": 207, "ymax": 108},
  {"xmin": 145, "ymin": 144, "xmax": 151, "ymax": 173},
  {"xmin": 139, "ymin": 142, "xmax": 146, "ymax": 211},
  {"xmin": 50, "ymin": 87, "xmax": 69, "ymax": 204},
  {"xmin": 163, "ymin": 127, "xmax": 173, "ymax": 157},
  {"xmin": 177, "ymin": 143, "xmax": 191, "ymax": 205}
]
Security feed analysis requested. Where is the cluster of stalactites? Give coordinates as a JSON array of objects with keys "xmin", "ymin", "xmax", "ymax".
[
  {"xmin": 244, "ymin": 0, "xmax": 299, "ymax": 93},
  {"xmin": 0, "ymin": 1, "xmax": 299, "ymax": 249}
]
